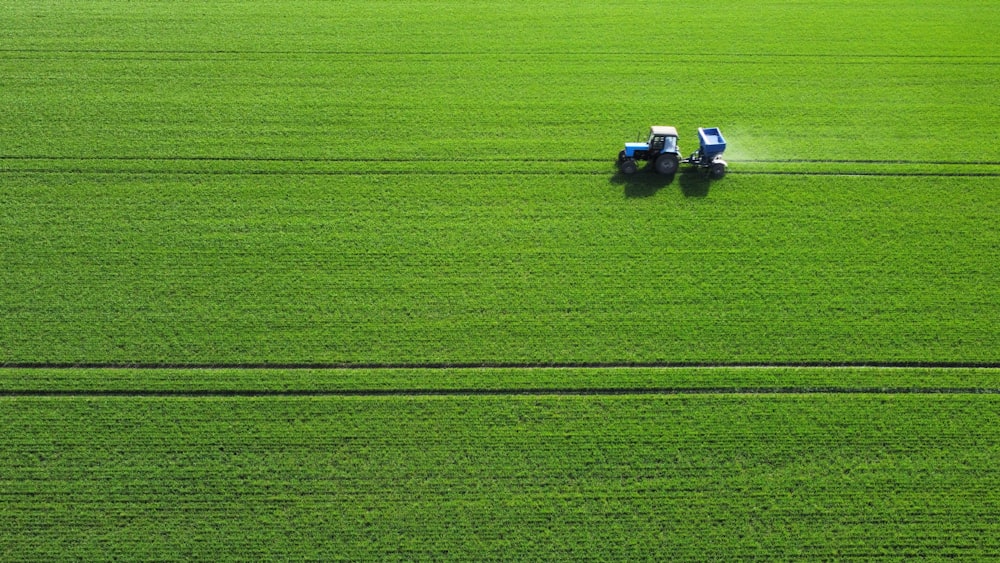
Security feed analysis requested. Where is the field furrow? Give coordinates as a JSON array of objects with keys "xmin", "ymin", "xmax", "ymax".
[{"xmin": 1, "ymin": 366, "xmax": 999, "ymax": 395}]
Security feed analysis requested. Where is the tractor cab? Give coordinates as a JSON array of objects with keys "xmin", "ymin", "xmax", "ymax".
[
  {"xmin": 621, "ymin": 126, "xmax": 679, "ymax": 160},
  {"xmin": 647, "ymin": 126, "xmax": 678, "ymax": 155}
]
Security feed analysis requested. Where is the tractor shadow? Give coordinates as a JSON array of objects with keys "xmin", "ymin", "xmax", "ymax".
[
  {"xmin": 609, "ymin": 170, "xmax": 674, "ymax": 198},
  {"xmin": 609, "ymin": 167, "xmax": 712, "ymax": 198},
  {"xmin": 677, "ymin": 169, "xmax": 712, "ymax": 198}
]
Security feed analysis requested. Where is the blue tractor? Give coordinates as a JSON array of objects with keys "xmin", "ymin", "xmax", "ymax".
[{"xmin": 617, "ymin": 126, "xmax": 728, "ymax": 179}]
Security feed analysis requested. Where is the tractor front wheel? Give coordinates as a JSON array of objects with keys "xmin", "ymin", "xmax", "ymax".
[
  {"xmin": 709, "ymin": 162, "xmax": 727, "ymax": 179},
  {"xmin": 654, "ymin": 153, "xmax": 679, "ymax": 175},
  {"xmin": 620, "ymin": 158, "xmax": 638, "ymax": 175}
]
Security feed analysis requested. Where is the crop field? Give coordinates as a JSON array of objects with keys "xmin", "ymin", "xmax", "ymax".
[{"xmin": 2, "ymin": 0, "xmax": 999, "ymax": 559}]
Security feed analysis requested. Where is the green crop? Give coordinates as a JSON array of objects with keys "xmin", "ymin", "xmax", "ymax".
[
  {"xmin": 1, "ymin": 2, "xmax": 997, "ymax": 162},
  {"xmin": 2, "ymin": 0, "xmax": 999, "ymax": 559},
  {"xmin": 2, "ymin": 394, "xmax": 998, "ymax": 559},
  {"xmin": 1, "ymin": 366, "xmax": 998, "ymax": 394},
  {"xmin": 2, "ymin": 173, "xmax": 998, "ymax": 364}
]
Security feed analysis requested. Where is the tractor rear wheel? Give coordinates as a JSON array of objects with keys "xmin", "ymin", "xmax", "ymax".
[
  {"xmin": 620, "ymin": 158, "xmax": 638, "ymax": 175},
  {"xmin": 709, "ymin": 162, "xmax": 727, "ymax": 179},
  {"xmin": 654, "ymin": 153, "xmax": 679, "ymax": 175}
]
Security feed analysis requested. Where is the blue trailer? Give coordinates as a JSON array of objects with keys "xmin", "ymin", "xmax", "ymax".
[{"xmin": 617, "ymin": 126, "xmax": 728, "ymax": 179}]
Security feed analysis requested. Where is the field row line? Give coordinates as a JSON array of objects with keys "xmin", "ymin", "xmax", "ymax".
[
  {"xmin": 4, "ymin": 156, "xmax": 1000, "ymax": 166},
  {"xmin": 739, "ymin": 171, "xmax": 1000, "ymax": 178},
  {"xmin": 7, "ymin": 56, "xmax": 996, "ymax": 67},
  {"xmin": 3, "ymin": 168, "xmax": 998, "ymax": 178},
  {"xmin": 0, "ymin": 155, "xmax": 609, "ymax": 163},
  {"xmin": 2, "ymin": 388, "xmax": 998, "ymax": 398},
  {"xmin": 5, "ymin": 362, "xmax": 1000, "ymax": 370},
  {"xmin": 2, "ymin": 48, "xmax": 997, "ymax": 60}
]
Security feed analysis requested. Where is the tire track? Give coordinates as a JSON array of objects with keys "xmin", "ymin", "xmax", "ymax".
[
  {"xmin": 2, "ymin": 387, "xmax": 998, "ymax": 398},
  {"xmin": 6, "ymin": 55, "xmax": 998, "ymax": 68},
  {"xmin": 0, "ymin": 155, "xmax": 609, "ymax": 163},
  {"xmin": 0, "ymin": 168, "xmax": 612, "ymax": 176},
  {"xmin": 3, "ymin": 155, "xmax": 999, "ymax": 178},
  {"xmin": 4, "ymin": 156, "xmax": 1000, "ymax": 166},
  {"xmin": 734, "ymin": 158, "xmax": 1000, "ymax": 166},
  {"xmin": 737, "ymin": 171, "xmax": 1000, "ymax": 178},
  {"xmin": 4, "ymin": 361, "xmax": 999, "ymax": 370},
  {"xmin": 3, "ymin": 168, "xmax": 998, "ymax": 178},
  {"xmin": 2, "ymin": 48, "xmax": 997, "ymax": 60}
]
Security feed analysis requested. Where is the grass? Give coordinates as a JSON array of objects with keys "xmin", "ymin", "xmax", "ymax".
[
  {"xmin": 1, "ymin": 367, "xmax": 998, "ymax": 394},
  {"xmin": 2, "ymin": 54, "xmax": 996, "ymax": 161},
  {"xmin": 2, "ymin": 3, "xmax": 998, "ymax": 162},
  {"xmin": 2, "ymin": 173, "xmax": 998, "ymax": 364},
  {"xmin": 2, "ymin": 393, "xmax": 998, "ymax": 559},
  {"xmin": 2, "ymin": 0, "xmax": 1000, "ymax": 559}
]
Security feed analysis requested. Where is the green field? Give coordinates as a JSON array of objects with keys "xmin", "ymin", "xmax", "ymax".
[
  {"xmin": 4, "ymin": 390, "xmax": 999, "ymax": 559},
  {"xmin": 2, "ymin": 0, "xmax": 999, "ymax": 559}
]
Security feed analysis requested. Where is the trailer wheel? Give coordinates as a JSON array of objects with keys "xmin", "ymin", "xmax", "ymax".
[
  {"xmin": 654, "ymin": 153, "xmax": 679, "ymax": 175},
  {"xmin": 620, "ymin": 158, "xmax": 638, "ymax": 175},
  {"xmin": 709, "ymin": 162, "xmax": 726, "ymax": 179}
]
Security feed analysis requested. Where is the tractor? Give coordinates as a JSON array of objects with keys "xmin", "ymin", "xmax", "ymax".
[{"xmin": 617, "ymin": 126, "xmax": 728, "ymax": 179}]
